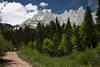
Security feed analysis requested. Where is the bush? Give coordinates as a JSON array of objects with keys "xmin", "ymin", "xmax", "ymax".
[
  {"xmin": 27, "ymin": 41, "xmax": 33, "ymax": 49},
  {"xmin": 78, "ymin": 48, "xmax": 100, "ymax": 67},
  {"xmin": 42, "ymin": 38, "xmax": 54, "ymax": 55},
  {"xmin": 0, "ymin": 34, "xmax": 13, "ymax": 55}
]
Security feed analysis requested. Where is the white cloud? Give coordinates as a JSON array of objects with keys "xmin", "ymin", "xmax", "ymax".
[
  {"xmin": 40, "ymin": 2, "xmax": 48, "ymax": 7},
  {"xmin": 25, "ymin": 3, "xmax": 38, "ymax": 11},
  {"xmin": 0, "ymin": 2, "xmax": 38, "ymax": 25}
]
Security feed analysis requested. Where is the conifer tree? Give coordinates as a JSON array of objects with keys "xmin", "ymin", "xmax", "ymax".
[
  {"xmin": 71, "ymin": 23, "xmax": 79, "ymax": 51},
  {"xmin": 35, "ymin": 22, "xmax": 42, "ymax": 51},
  {"xmin": 58, "ymin": 34, "xmax": 67, "ymax": 55},
  {"xmin": 36, "ymin": 23, "xmax": 45, "ymax": 52},
  {"xmin": 49, "ymin": 21, "xmax": 56, "ymax": 38},
  {"xmin": 85, "ymin": 7, "xmax": 96, "ymax": 48},
  {"xmin": 96, "ymin": 0, "xmax": 100, "ymax": 25},
  {"xmin": 52, "ymin": 33, "xmax": 59, "ymax": 54},
  {"xmin": 79, "ymin": 7, "xmax": 96, "ymax": 50},
  {"xmin": 65, "ymin": 18, "xmax": 72, "ymax": 36},
  {"xmin": 55, "ymin": 17, "xmax": 62, "ymax": 40},
  {"xmin": 79, "ymin": 22, "xmax": 88, "ymax": 51},
  {"xmin": 65, "ymin": 18, "xmax": 73, "ymax": 53},
  {"xmin": 61, "ymin": 23, "xmax": 65, "ymax": 33}
]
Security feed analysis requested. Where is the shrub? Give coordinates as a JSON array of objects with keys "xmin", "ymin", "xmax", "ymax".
[
  {"xmin": 78, "ymin": 48, "xmax": 100, "ymax": 66},
  {"xmin": 42, "ymin": 38, "xmax": 54, "ymax": 55},
  {"xmin": 0, "ymin": 34, "xmax": 14, "ymax": 55}
]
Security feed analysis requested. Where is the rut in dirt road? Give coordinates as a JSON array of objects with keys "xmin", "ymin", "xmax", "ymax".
[{"xmin": 2, "ymin": 52, "xmax": 32, "ymax": 67}]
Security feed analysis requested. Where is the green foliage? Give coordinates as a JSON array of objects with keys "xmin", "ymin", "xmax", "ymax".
[
  {"xmin": 49, "ymin": 21, "xmax": 56, "ymax": 38},
  {"xmin": 33, "ymin": 40, "xmax": 37, "ymax": 50},
  {"xmin": 96, "ymin": 0, "xmax": 100, "ymax": 25},
  {"xmin": 71, "ymin": 35, "xmax": 77, "ymax": 46},
  {"xmin": 79, "ymin": 7, "xmax": 96, "ymax": 50},
  {"xmin": 0, "ymin": 34, "xmax": 14, "ymax": 55},
  {"xmin": 79, "ymin": 22, "xmax": 88, "ymax": 50},
  {"xmin": 78, "ymin": 48, "xmax": 100, "ymax": 67},
  {"xmin": 42, "ymin": 38, "xmax": 54, "ymax": 55},
  {"xmin": 7, "ymin": 41, "xmax": 14, "ymax": 51},
  {"xmin": 27, "ymin": 41, "xmax": 33, "ymax": 49},
  {"xmin": 18, "ymin": 46, "xmax": 100, "ymax": 67},
  {"xmin": 65, "ymin": 18, "xmax": 72, "ymax": 34},
  {"xmin": 84, "ymin": 7, "xmax": 96, "ymax": 48},
  {"xmin": 58, "ymin": 34, "xmax": 67, "ymax": 54},
  {"xmin": 96, "ymin": 0, "xmax": 100, "ymax": 31},
  {"xmin": 64, "ymin": 18, "xmax": 73, "ymax": 53},
  {"xmin": 95, "ymin": 42, "xmax": 100, "ymax": 55}
]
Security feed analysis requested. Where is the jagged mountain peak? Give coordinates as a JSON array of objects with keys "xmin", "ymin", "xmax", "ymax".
[
  {"xmin": 64, "ymin": 10, "xmax": 68, "ymax": 14},
  {"xmin": 42, "ymin": 9, "xmax": 52, "ymax": 13},
  {"xmin": 18, "ymin": 6, "xmax": 96, "ymax": 28},
  {"xmin": 78, "ymin": 6, "xmax": 84, "ymax": 11}
]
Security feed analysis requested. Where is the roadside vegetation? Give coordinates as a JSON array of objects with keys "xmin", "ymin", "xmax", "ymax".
[
  {"xmin": 17, "ymin": 43, "xmax": 100, "ymax": 67},
  {"xmin": 0, "ymin": 34, "xmax": 14, "ymax": 67}
]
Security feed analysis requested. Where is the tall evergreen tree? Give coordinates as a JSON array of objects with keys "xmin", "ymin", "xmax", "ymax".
[
  {"xmin": 80, "ymin": 7, "xmax": 96, "ymax": 49},
  {"xmin": 96, "ymin": 0, "xmax": 100, "ymax": 25},
  {"xmin": 49, "ymin": 21, "xmax": 56, "ymax": 38},
  {"xmin": 52, "ymin": 33, "xmax": 59, "ymax": 54},
  {"xmin": 71, "ymin": 23, "xmax": 79, "ymax": 51},
  {"xmin": 36, "ymin": 22, "xmax": 42, "ymax": 51},
  {"xmin": 58, "ymin": 34, "xmax": 67, "ymax": 55},
  {"xmin": 65, "ymin": 18, "xmax": 73, "ymax": 53},
  {"xmin": 36, "ymin": 23, "xmax": 45, "ymax": 52},
  {"xmin": 65, "ymin": 18, "xmax": 72, "ymax": 36},
  {"xmin": 79, "ymin": 22, "xmax": 88, "ymax": 51},
  {"xmin": 55, "ymin": 17, "xmax": 62, "ymax": 39}
]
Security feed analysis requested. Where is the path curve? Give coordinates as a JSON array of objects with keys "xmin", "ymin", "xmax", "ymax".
[{"xmin": 2, "ymin": 52, "xmax": 32, "ymax": 67}]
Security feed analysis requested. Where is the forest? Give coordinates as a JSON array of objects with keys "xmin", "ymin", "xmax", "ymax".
[{"xmin": 0, "ymin": 0, "xmax": 100, "ymax": 67}]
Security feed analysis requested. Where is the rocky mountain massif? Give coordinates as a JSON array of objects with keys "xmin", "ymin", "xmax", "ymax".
[{"xmin": 19, "ymin": 7, "xmax": 96, "ymax": 29}]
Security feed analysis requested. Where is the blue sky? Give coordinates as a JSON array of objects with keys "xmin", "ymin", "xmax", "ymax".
[
  {"xmin": 4, "ymin": 0, "xmax": 97, "ymax": 14},
  {"xmin": 0, "ymin": 0, "xmax": 97, "ymax": 25}
]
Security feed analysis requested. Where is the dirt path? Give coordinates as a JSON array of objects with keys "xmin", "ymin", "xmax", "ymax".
[{"xmin": 2, "ymin": 52, "xmax": 32, "ymax": 67}]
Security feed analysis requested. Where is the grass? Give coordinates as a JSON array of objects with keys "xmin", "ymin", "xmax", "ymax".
[{"xmin": 17, "ymin": 46, "xmax": 100, "ymax": 67}]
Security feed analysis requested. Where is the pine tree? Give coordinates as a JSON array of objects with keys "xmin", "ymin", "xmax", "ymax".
[
  {"xmin": 65, "ymin": 18, "xmax": 73, "ymax": 53},
  {"xmin": 71, "ymin": 23, "xmax": 79, "ymax": 51},
  {"xmin": 36, "ymin": 23, "xmax": 45, "ymax": 52},
  {"xmin": 52, "ymin": 33, "xmax": 59, "ymax": 54},
  {"xmin": 61, "ymin": 23, "xmax": 65, "ymax": 33},
  {"xmin": 65, "ymin": 18, "xmax": 72, "ymax": 36},
  {"xmin": 55, "ymin": 17, "xmax": 62, "ymax": 41},
  {"xmin": 58, "ymin": 34, "xmax": 67, "ymax": 55},
  {"xmin": 79, "ymin": 22, "xmax": 88, "ymax": 51},
  {"xmin": 79, "ymin": 7, "xmax": 96, "ymax": 50},
  {"xmin": 85, "ymin": 7, "xmax": 96, "ymax": 48},
  {"xmin": 35, "ymin": 22, "xmax": 42, "ymax": 51},
  {"xmin": 49, "ymin": 21, "xmax": 56, "ymax": 37},
  {"xmin": 96, "ymin": 0, "xmax": 100, "ymax": 25},
  {"xmin": 55, "ymin": 17, "xmax": 61, "ymax": 34}
]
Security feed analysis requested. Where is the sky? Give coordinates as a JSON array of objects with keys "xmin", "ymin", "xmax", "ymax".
[
  {"xmin": 3, "ymin": 0, "xmax": 97, "ymax": 13},
  {"xmin": 0, "ymin": 0, "xmax": 98, "ymax": 25}
]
